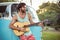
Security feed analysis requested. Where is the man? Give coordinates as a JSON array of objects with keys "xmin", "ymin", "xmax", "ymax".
[{"xmin": 9, "ymin": 3, "xmax": 43, "ymax": 40}]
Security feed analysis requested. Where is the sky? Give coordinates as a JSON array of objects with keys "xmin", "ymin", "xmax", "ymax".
[{"xmin": 18, "ymin": 0, "xmax": 58, "ymax": 10}]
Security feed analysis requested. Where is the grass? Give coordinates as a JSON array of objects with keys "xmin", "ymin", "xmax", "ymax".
[{"xmin": 42, "ymin": 31, "xmax": 60, "ymax": 40}]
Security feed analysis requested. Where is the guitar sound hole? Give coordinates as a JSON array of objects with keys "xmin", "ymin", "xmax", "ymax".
[
  {"xmin": 17, "ymin": 25, "xmax": 20, "ymax": 32},
  {"xmin": 17, "ymin": 25, "xmax": 19, "ymax": 28}
]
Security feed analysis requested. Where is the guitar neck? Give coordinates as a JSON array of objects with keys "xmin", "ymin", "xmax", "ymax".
[{"xmin": 27, "ymin": 22, "xmax": 42, "ymax": 27}]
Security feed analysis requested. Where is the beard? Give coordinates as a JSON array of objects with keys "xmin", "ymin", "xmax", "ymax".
[{"xmin": 21, "ymin": 9, "xmax": 26, "ymax": 13}]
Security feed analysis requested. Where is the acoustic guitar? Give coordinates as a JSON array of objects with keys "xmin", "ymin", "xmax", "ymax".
[{"xmin": 13, "ymin": 21, "xmax": 42, "ymax": 36}]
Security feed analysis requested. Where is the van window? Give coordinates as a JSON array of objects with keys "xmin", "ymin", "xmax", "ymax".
[{"xmin": 0, "ymin": 6, "xmax": 9, "ymax": 18}]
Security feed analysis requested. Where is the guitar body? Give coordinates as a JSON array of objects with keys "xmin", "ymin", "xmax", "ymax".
[{"xmin": 13, "ymin": 22, "xmax": 30, "ymax": 36}]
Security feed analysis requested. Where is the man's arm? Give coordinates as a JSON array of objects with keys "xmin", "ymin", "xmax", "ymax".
[
  {"xmin": 9, "ymin": 16, "xmax": 20, "ymax": 30},
  {"xmin": 28, "ymin": 13, "xmax": 44, "ymax": 27},
  {"xmin": 28, "ymin": 13, "xmax": 34, "ymax": 24}
]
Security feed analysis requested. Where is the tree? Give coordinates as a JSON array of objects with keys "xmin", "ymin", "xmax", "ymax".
[{"xmin": 37, "ymin": 1, "xmax": 60, "ymax": 29}]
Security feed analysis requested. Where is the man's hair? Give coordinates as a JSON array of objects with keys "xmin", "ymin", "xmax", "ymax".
[{"xmin": 17, "ymin": 3, "xmax": 26, "ymax": 11}]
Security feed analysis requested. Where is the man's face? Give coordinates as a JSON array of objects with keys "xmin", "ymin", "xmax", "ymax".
[{"xmin": 20, "ymin": 5, "xmax": 26, "ymax": 13}]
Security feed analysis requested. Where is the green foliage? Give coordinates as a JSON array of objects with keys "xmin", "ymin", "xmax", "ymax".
[
  {"xmin": 39, "ymin": 1, "xmax": 50, "ymax": 9},
  {"xmin": 37, "ymin": 2, "xmax": 60, "ymax": 28},
  {"xmin": 37, "ymin": 1, "xmax": 60, "ymax": 14},
  {"xmin": 37, "ymin": 2, "xmax": 60, "ymax": 30},
  {"xmin": 38, "ymin": 10, "xmax": 57, "ymax": 21}
]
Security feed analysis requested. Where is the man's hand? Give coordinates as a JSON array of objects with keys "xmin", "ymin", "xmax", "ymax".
[
  {"xmin": 38, "ymin": 22, "xmax": 44, "ymax": 27},
  {"xmin": 19, "ymin": 28, "xmax": 26, "ymax": 32}
]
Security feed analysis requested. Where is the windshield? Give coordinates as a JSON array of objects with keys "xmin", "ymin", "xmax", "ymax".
[{"xmin": 11, "ymin": 4, "xmax": 18, "ymax": 17}]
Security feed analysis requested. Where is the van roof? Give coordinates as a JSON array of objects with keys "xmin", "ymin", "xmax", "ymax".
[
  {"xmin": 0, "ymin": 2, "xmax": 31, "ymax": 7},
  {"xmin": 0, "ymin": 2, "xmax": 20, "ymax": 6}
]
